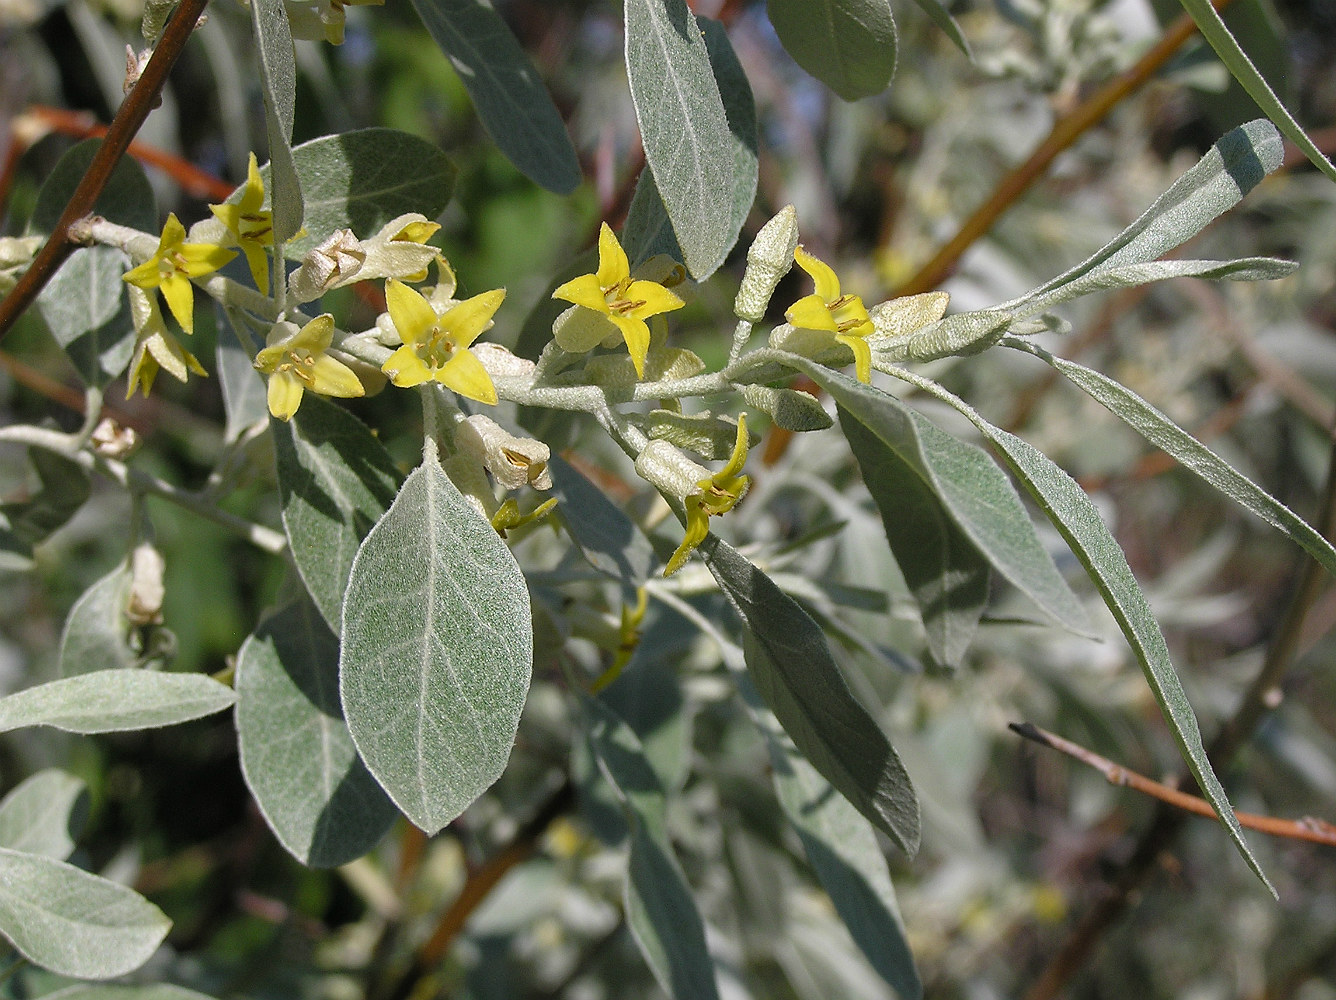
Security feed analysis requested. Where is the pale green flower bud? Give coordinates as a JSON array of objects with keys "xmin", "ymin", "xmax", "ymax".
[
  {"xmin": 634, "ymin": 440, "xmax": 711, "ymax": 505},
  {"xmin": 455, "ymin": 415, "xmax": 552, "ymax": 491},
  {"xmin": 288, "ymin": 229, "xmax": 366, "ymax": 304},
  {"xmin": 734, "ymin": 205, "xmax": 799, "ymax": 321}
]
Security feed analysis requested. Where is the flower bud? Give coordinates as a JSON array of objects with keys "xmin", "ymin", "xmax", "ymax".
[
  {"xmin": 127, "ymin": 543, "xmax": 166, "ymax": 626},
  {"xmin": 455, "ymin": 415, "xmax": 553, "ymax": 491},
  {"xmin": 734, "ymin": 205, "xmax": 799, "ymax": 321},
  {"xmin": 288, "ymin": 229, "xmax": 365, "ymax": 304},
  {"xmin": 634, "ymin": 440, "xmax": 711, "ymax": 505}
]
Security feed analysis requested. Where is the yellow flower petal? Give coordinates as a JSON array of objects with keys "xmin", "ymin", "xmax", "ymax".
[
  {"xmin": 308, "ymin": 353, "xmax": 365, "ymax": 398},
  {"xmin": 623, "ymin": 278, "xmax": 684, "ymax": 320},
  {"xmin": 437, "ymin": 348, "xmax": 498, "ymax": 405},
  {"xmin": 552, "ymin": 273, "xmax": 609, "ymax": 313},
  {"xmin": 665, "ymin": 496, "xmax": 711, "ymax": 576},
  {"xmin": 595, "ymin": 222, "xmax": 631, "ymax": 289},
  {"xmin": 385, "ymin": 279, "xmax": 438, "ymax": 345},
  {"xmin": 609, "ymin": 315, "xmax": 651, "ymax": 378},
  {"xmin": 382, "ymin": 344, "xmax": 431, "ymax": 387},
  {"xmin": 159, "ymin": 273, "xmax": 197, "ymax": 335},
  {"xmin": 786, "ymin": 293, "xmax": 839, "ymax": 333},
  {"xmin": 837, "ymin": 333, "xmax": 873, "ymax": 383},
  {"xmin": 439, "ymin": 288, "xmax": 505, "ymax": 348},
  {"xmin": 795, "ymin": 245, "xmax": 841, "ymax": 301},
  {"xmin": 267, "ymin": 370, "xmax": 306, "ymax": 421}
]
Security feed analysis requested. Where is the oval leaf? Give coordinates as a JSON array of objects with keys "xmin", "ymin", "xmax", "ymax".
[
  {"xmin": 0, "ymin": 847, "xmax": 170, "ymax": 979},
  {"xmin": 0, "ymin": 769, "xmax": 88, "ymax": 860},
  {"xmin": 703, "ymin": 537, "xmax": 920, "ymax": 855},
  {"xmin": 625, "ymin": 0, "xmax": 741, "ymax": 278},
  {"xmin": 340, "ymin": 452, "xmax": 532, "ymax": 835},
  {"xmin": 272, "ymin": 396, "xmax": 403, "ymax": 632},
  {"xmin": 0, "ymin": 671, "xmax": 237, "ymax": 735},
  {"xmin": 237, "ymin": 597, "xmax": 398, "ymax": 867},
  {"xmin": 408, "ymin": 0, "xmax": 580, "ymax": 194},
  {"xmin": 767, "ymin": 0, "xmax": 898, "ymax": 101}
]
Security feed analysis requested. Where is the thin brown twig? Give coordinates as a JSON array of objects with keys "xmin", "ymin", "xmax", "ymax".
[
  {"xmin": 0, "ymin": 0, "xmax": 211, "ymax": 343},
  {"xmin": 1011, "ymin": 722, "xmax": 1336, "ymax": 846}
]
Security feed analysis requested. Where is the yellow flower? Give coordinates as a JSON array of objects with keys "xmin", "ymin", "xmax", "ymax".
[
  {"xmin": 666, "ymin": 415, "xmax": 751, "ymax": 576},
  {"xmin": 285, "ymin": 0, "xmax": 384, "ymax": 44},
  {"xmin": 209, "ymin": 152, "xmax": 274, "ymax": 294},
  {"xmin": 551, "ymin": 222, "xmax": 684, "ymax": 378},
  {"xmin": 785, "ymin": 245, "xmax": 876, "ymax": 383},
  {"xmin": 123, "ymin": 213, "xmax": 235, "ymax": 335},
  {"xmin": 381, "ymin": 279, "xmax": 503, "ymax": 405},
  {"xmin": 125, "ymin": 285, "xmax": 207, "ymax": 398},
  {"xmin": 254, "ymin": 314, "xmax": 365, "ymax": 420}
]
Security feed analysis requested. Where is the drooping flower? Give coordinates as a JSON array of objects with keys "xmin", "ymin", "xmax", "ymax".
[
  {"xmin": 551, "ymin": 223, "xmax": 684, "ymax": 378},
  {"xmin": 253, "ymin": 314, "xmax": 364, "ymax": 420},
  {"xmin": 125, "ymin": 284, "xmax": 207, "ymax": 398},
  {"xmin": 209, "ymin": 152, "xmax": 274, "ymax": 293},
  {"xmin": 381, "ymin": 279, "xmax": 503, "ymax": 404},
  {"xmin": 785, "ymin": 245, "xmax": 876, "ymax": 383},
  {"xmin": 123, "ymin": 213, "xmax": 235, "ymax": 335}
]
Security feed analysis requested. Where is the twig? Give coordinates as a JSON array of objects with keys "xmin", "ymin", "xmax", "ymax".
[
  {"xmin": 0, "ymin": 0, "xmax": 212, "ymax": 342},
  {"xmin": 1011, "ymin": 722, "xmax": 1336, "ymax": 846},
  {"xmin": 1024, "ymin": 424, "xmax": 1336, "ymax": 1000}
]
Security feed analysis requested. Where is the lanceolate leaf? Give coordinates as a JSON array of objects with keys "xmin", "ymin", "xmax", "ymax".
[
  {"xmin": 0, "ymin": 847, "xmax": 171, "ymax": 979},
  {"xmin": 1006, "ymin": 337, "xmax": 1336, "ymax": 580},
  {"xmin": 767, "ymin": 0, "xmax": 898, "ymax": 101},
  {"xmin": 907, "ymin": 0, "xmax": 971, "ymax": 58},
  {"xmin": 895, "ymin": 370, "xmax": 1272, "ymax": 892},
  {"xmin": 625, "ymin": 0, "xmax": 740, "ymax": 278},
  {"xmin": 0, "ymin": 671, "xmax": 237, "ymax": 735},
  {"xmin": 0, "ymin": 770, "xmax": 88, "ymax": 861},
  {"xmin": 1176, "ymin": 0, "xmax": 1336, "ymax": 184},
  {"xmin": 1016, "ymin": 257, "xmax": 1296, "ymax": 312},
  {"xmin": 700, "ymin": 17, "xmax": 758, "ymax": 260},
  {"xmin": 237, "ymin": 597, "xmax": 398, "ymax": 867},
  {"xmin": 409, "ymin": 0, "xmax": 580, "ymax": 194},
  {"xmin": 770, "ymin": 737, "xmax": 922, "ymax": 999},
  {"xmin": 807, "ymin": 366, "xmax": 1089, "ymax": 635},
  {"xmin": 250, "ymin": 0, "xmax": 303, "ymax": 243},
  {"xmin": 839, "ymin": 411, "xmax": 991, "ymax": 668},
  {"xmin": 272, "ymin": 396, "xmax": 402, "ymax": 633},
  {"xmin": 549, "ymin": 456, "xmax": 657, "ymax": 595},
  {"xmin": 340, "ymin": 452, "xmax": 532, "ymax": 835},
  {"xmin": 703, "ymin": 537, "xmax": 920, "ymax": 855}
]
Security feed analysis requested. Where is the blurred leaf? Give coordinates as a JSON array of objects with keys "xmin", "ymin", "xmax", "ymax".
[
  {"xmin": 259, "ymin": 129, "xmax": 457, "ymax": 259},
  {"xmin": 41, "ymin": 987, "xmax": 219, "ymax": 1000},
  {"xmin": 703, "ymin": 537, "xmax": 920, "ymax": 855},
  {"xmin": 272, "ymin": 396, "xmax": 402, "ymax": 632},
  {"xmin": 340, "ymin": 451, "xmax": 531, "ymax": 835},
  {"xmin": 1177, "ymin": 3, "xmax": 1336, "ymax": 182},
  {"xmin": 409, "ymin": 0, "xmax": 580, "ymax": 194},
  {"xmin": 770, "ymin": 738, "xmax": 921, "ymax": 999},
  {"xmin": 839, "ymin": 410, "xmax": 991, "ymax": 668},
  {"xmin": 58, "ymin": 562, "xmax": 141, "ymax": 675},
  {"xmin": 0, "ymin": 770, "xmax": 88, "ymax": 861},
  {"xmin": 0, "ymin": 448, "xmax": 92, "ymax": 570},
  {"xmin": 36, "ymin": 248, "xmax": 135, "ymax": 388},
  {"xmin": 625, "ymin": 0, "xmax": 742, "ymax": 278},
  {"xmin": 0, "ymin": 847, "xmax": 170, "ymax": 979},
  {"xmin": 1006, "ymin": 337, "xmax": 1336, "ymax": 580},
  {"xmin": 810, "ymin": 366, "xmax": 1089, "ymax": 636},
  {"xmin": 583, "ymin": 696, "xmax": 721, "ymax": 1000},
  {"xmin": 251, "ymin": 0, "xmax": 303, "ymax": 242},
  {"xmin": 0, "ymin": 670, "xmax": 237, "ymax": 735},
  {"xmin": 549, "ymin": 455, "xmax": 657, "ymax": 595},
  {"xmin": 27, "ymin": 138, "xmax": 156, "ymax": 235},
  {"xmin": 237, "ymin": 596, "xmax": 398, "ymax": 866},
  {"xmin": 766, "ymin": 0, "xmax": 898, "ymax": 101},
  {"xmin": 216, "ymin": 307, "xmax": 270, "ymax": 443},
  {"xmin": 906, "ymin": 0, "xmax": 971, "ymax": 58},
  {"xmin": 902, "ymin": 373, "xmax": 1273, "ymax": 893}
]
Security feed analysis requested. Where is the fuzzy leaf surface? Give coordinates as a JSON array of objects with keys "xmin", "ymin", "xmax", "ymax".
[
  {"xmin": 0, "ymin": 671, "xmax": 237, "ymax": 735},
  {"xmin": 58, "ymin": 562, "xmax": 140, "ymax": 675},
  {"xmin": 251, "ymin": 0, "xmax": 303, "ymax": 242},
  {"xmin": 0, "ymin": 770, "xmax": 88, "ymax": 860}
]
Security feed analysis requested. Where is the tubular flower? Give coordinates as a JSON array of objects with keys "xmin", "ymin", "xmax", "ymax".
[
  {"xmin": 254, "ymin": 314, "xmax": 364, "ymax": 420},
  {"xmin": 785, "ymin": 245, "xmax": 876, "ymax": 383},
  {"xmin": 123, "ymin": 213, "xmax": 235, "ymax": 335},
  {"xmin": 551, "ymin": 222, "xmax": 684, "ymax": 378},
  {"xmin": 208, "ymin": 152, "xmax": 274, "ymax": 293},
  {"xmin": 381, "ymin": 279, "xmax": 503, "ymax": 405}
]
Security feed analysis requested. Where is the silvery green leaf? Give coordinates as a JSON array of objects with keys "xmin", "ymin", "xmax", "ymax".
[
  {"xmin": 806, "ymin": 365, "xmax": 1089, "ymax": 636},
  {"xmin": 0, "ymin": 670, "xmax": 237, "ymax": 735},
  {"xmin": 700, "ymin": 17, "xmax": 758, "ymax": 256},
  {"xmin": 409, "ymin": 0, "xmax": 580, "ymax": 194},
  {"xmin": 895, "ymin": 371, "xmax": 1273, "ymax": 893},
  {"xmin": 623, "ymin": 166, "xmax": 685, "ymax": 270},
  {"xmin": 0, "ymin": 847, "xmax": 170, "ymax": 978},
  {"xmin": 237, "ymin": 597, "xmax": 398, "ymax": 867},
  {"xmin": 58, "ymin": 562, "xmax": 140, "ymax": 676},
  {"xmin": 250, "ymin": 0, "xmax": 303, "ymax": 242},
  {"xmin": 771, "ymin": 737, "xmax": 921, "ymax": 999},
  {"xmin": 1018, "ymin": 257, "xmax": 1296, "ymax": 312},
  {"xmin": 1176, "ymin": 3, "xmax": 1336, "ymax": 183},
  {"xmin": 740, "ymin": 384, "xmax": 833, "ymax": 432},
  {"xmin": 766, "ymin": 0, "xmax": 897, "ymax": 101},
  {"xmin": 28, "ymin": 138, "xmax": 156, "ymax": 235},
  {"xmin": 703, "ymin": 537, "xmax": 920, "ymax": 855},
  {"xmin": 1005, "ymin": 336, "xmax": 1336, "ymax": 580},
  {"xmin": 272, "ymin": 395, "xmax": 402, "ymax": 633},
  {"xmin": 625, "ymin": 0, "xmax": 740, "ymax": 278},
  {"xmin": 549, "ymin": 456, "xmax": 657, "ymax": 595},
  {"xmin": 1, "ymin": 448, "xmax": 91, "ymax": 559},
  {"xmin": 0, "ymin": 770, "xmax": 88, "ymax": 860},
  {"xmin": 216, "ymin": 307, "xmax": 269, "ymax": 443},
  {"xmin": 36, "ymin": 248, "xmax": 135, "ymax": 389},
  {"xmin": 340, "ymin": 452, "xmax": 531, "ymax": 835},
  {"xmin": 41, "ymin": 986, "xmax": 219, "ymax": 1000}
]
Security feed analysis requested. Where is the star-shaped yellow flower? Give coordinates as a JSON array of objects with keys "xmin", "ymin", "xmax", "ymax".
[
  {"xmin": 123, "ymin": 213, "xmax": 235, "ymax": 335},
  {"xmin": 551, "ymin": 222, "xmax": 684, "ymax": 378},
  {"xmin": 381, "ymin": 279, "xmax": 503, "ymax": 404},
  {"xmin": 785, "ymin": 245, "xmax": 876, "ymax": 383},
  {"xmin": 665, "ymin": 415, "xmax": 751, "ymax": 576},
  {"xmin": 125, "ymin": 285, "xmax": 207, "ymax": 398},
  {"xmin": 209, "ymin": 152, "xmax": 274, "ymax": 294},
  {"xmin": 253, "ymin": 314, "xmax": 365, "ymax": 420}
]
